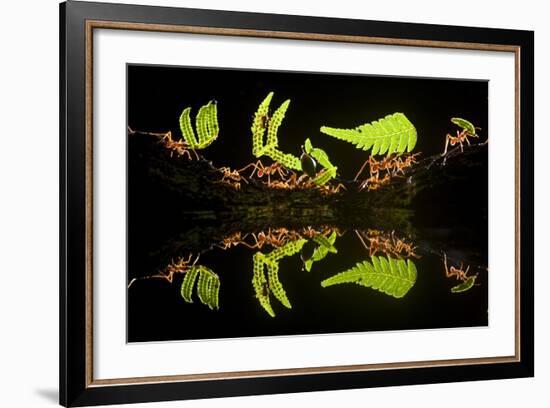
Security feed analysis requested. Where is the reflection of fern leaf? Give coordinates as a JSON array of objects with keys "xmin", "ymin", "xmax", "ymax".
[
  {"xmin": 265, "ymin": 259, "xmax": 291, "ymax": 309},
  {"xmin": 209, "ymin": 275, "xmax": 220, "ymax": 309},
  {"xmin": 320, "ymin": 113, "xmax": 417, "ymax": 156},
  {"xmin": 321, "ymin": 256, "xmax": 417, "ymax": 298},
  {"xmin": 252, "ymin": 253, "xmax": 275, "ymax": 317},
  {"xmin": 268, "ymin": 239, "xmax": 307, "ymax": 262},
  {"xmin": 180, "ymin": 266, "xmax": 199, "ymax": 303},
  {"xmin": 180, "ymin": 266, "xmax": 220, "ymax": 309}
]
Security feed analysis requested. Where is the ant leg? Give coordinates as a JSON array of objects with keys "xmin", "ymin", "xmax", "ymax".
[
  {"xmin": 238, "ymin": 161, "xmax": 260, "ymax": 178},
  {"xmin": 442, "ymin": 134, "xmax": 451, "ymax": 156},
  {"xmin": 354, "ymin": 159, "xmax": 370, "ymax": 181},
  {"xmin": 443, "ymin": 253, "xmax": 451, "ymax": 277}
]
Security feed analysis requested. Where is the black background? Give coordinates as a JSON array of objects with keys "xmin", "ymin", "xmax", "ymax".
[{"xmin": 127, "ymin": 64, "xmax": 488, "ymax": 343}]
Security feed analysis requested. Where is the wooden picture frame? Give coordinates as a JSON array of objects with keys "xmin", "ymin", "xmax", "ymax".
[{"xmin": 60, "ymin": 1, "xmax": 534, "ymax": 406}]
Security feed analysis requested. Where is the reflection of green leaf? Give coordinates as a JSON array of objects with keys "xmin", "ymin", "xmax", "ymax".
[
  {"xmin": 321, "ymin": 256, "xmax": 417, "ymax": 298},
  {"xmin": 321, "ymin": 113, "xmax": 417, "ymax": 156},
  {"xmin": 304, "ymin": 232, "xmax": 338, "ymax": 272},
  {"xmin": 265, "ymin": 258, "xmax": 291, "ymax": 308},
  {"xmin": 180, "ymin": 266, "xmax": 220, "ymax": 309},
  {"xmin": 180, "ymin": 266, "xmax": 199, "ymax": 303},
  {"xmin": 252, "ymin": 239, "xmax": 306, "ymax": 317},
  {"xmin": 451, "ymin": 275, "xmax": 478, "ymax": 293},
  {"xmin": 252, "ymin": 253, "xmax": 275, "ymax": 317}
]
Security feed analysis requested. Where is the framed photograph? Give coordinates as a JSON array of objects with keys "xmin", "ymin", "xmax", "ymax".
[{"xmin": 60, "ymin": 1, "xmax": 534, "ymax": 406}]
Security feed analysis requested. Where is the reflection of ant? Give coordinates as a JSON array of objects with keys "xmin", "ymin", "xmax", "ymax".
[
  {"xmin": 127, "ymin": 253, "xmax": 200, "ymax": 288},
  {"xmin": 355, "ymin": 229, "xmax": 419, "ymax": 258},
  {"xmin": 443, "ymin": 253, "xmax": 475, "ymax": 281},
  {"xmin": 218, "ymin": 227, "xmax": 341, "ymax": 251},
  {"xmin": 217, "ymin": 232, "xmax": 250, "ymax": 250}
]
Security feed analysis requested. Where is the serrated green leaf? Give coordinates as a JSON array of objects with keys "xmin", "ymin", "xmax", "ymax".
[
  {"xmin": 179, "ymin": 107, "xmax": 197, "ymax": 148},
  {"xmin": 321, "ymin": 255, "xmax": 417, "ymax": 298},
  {"xmin": 321, "ymin": 113, "xmax": 417, "ymax": 156},
  {"xmin": 180, "ymin": 266, "xmax": 199, "ymax": 303}
]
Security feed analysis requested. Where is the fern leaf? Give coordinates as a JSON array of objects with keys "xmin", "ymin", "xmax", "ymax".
[
  {"xmin": 252, "ymin": 253, "xmax": 275, "ymax": 317},
  {"xmin": 196, "ymin": 104, "xmax": 209, "ymax": 146},
  {"xmin": 320, "ymin": 113, "xmax": 417, "ymax": 156},
  {"xmin": 265, "ymin": 259, "xmax": 291, "ymax": 309},
  {"xmin": 180, "ymin": 266, "xmax": 199, "ymax": 303},
  {"xmin": 251, "ymin": 92, "xmax": 273, "ymax": 157},
  {"xmin": 206, "ymin": 100, "xmax": 219, "ymax": 141},
  {"xmin": 321, "ymin": 256, "xmax": 417, "ymax": 298},
  {"xmin": 266, "ymin": 99, "xmax": 290, "ymax": 149},
  {"xmin": 264, "ymin": 148, "xmax": 302, "ymax": 171},
  {"xmin": 179, "ymin": 107, "xmax": 197, "ymax": 148},
  {"xmin": 250, "ymin": 92, "xmax": 303, "ymax": 171}
]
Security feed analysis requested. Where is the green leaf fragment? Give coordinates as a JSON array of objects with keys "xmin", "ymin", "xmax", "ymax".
[
  {"xmin": 451, "ymin": 275, "xmax": 478, "ymax": 293},
  {"xmin": 180, "ymin": 266, "xmax": 199, "ymax": 303}
]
